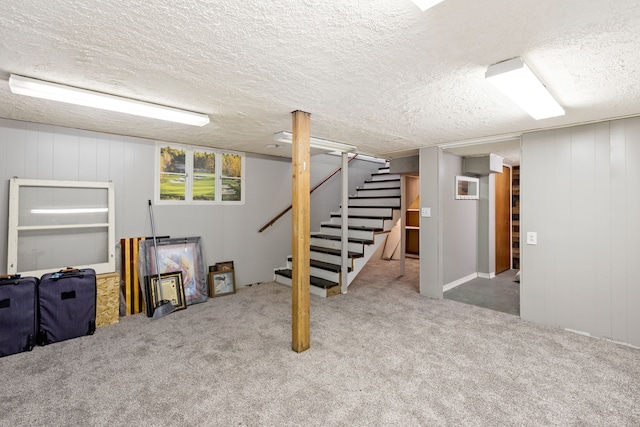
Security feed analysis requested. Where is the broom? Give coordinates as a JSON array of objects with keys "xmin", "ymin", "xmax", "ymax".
[{"xmin": 148, "ymin": 200, "xmax": 176, "ymax": 319}]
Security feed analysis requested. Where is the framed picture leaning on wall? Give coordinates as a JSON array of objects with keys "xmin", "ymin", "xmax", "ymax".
[
  {"xmin": 208, "ymin": 270, "xmax": 236, "ymax": 297},
  {"xmin": 140, "ymin": 237, "xmax": 208, "ymax": 306},
  {"xmin": 145, "ymin": 271, "xmax": 187, "ymax": 316},
  {"xmin": 213, "ymin": 261, "xmax": 234, "ymax": 272}
]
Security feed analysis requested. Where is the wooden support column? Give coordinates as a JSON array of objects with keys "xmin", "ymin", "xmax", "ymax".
[{"xmin": 291, "ymin": 110, "xmax": 311, "ymax": 353}]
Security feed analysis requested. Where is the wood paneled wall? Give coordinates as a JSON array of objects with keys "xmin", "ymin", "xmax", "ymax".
[{"xmin": 521, "ymin": 118, "xmax": 640, "ymax": 347}]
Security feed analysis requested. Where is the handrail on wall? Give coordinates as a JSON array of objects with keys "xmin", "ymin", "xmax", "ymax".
[{"xmin": 258, "ymin": 154, "xmax": 358, "ymax": 233}]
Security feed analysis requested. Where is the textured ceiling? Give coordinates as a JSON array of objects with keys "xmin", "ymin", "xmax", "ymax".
[{"xmin": 1, "ymin": 0, "xmax": 639, "ymax": 161}]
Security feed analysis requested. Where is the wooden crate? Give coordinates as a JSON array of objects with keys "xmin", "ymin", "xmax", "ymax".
[{"xmin": 96, "ymin": 272, "xmax": 120, "ymax": 327}]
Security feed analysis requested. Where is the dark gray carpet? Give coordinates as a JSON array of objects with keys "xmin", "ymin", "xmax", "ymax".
[
  {"xmin": 445, "ymin": 269, "xmax": 520, "ymax": 316},
  {"xmin": 1, "ymin": 258, "xmax": 638, "ymax": 426}
]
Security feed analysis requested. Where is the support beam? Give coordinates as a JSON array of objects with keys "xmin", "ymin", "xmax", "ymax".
[
  {"xmin": 291, "ymin": 110, "xmax": 311, "ymax": 353},
  {"xmin": 340, "ymin": 152, "xmax": 349, "ymax": 294},
  {"xmin": 400, "ymin": 174, "xmax": 406, "ymax": 276}
]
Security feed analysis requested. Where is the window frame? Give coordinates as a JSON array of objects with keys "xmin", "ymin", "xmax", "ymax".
[
  {"xmin": 155, "ymin": 143, "xmax": 244, "ymax": 205},
  {"xmin": 7, "ymin": 178, "xmax": 116, "ymax": 276}
]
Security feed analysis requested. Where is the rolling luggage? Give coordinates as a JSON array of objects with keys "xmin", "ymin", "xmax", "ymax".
[
  {"xmin": 38, "ymin": 268, "xmax": 97, "ymax": 345},
  {"xmin": 0, "ymin": 275, "xmax": 38, "ymax": 357}
]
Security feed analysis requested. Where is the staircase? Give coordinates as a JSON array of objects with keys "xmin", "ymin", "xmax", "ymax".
[{"xmin": 274, "ymin": 167, "xmax": 401, "ymax": 297}]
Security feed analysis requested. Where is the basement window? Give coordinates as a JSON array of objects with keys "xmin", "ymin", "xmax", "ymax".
[{"xmin": 156, "ymin": 143, "xmax": 244, "ymax": 204}]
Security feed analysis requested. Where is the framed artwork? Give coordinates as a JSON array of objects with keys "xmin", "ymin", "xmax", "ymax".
[
  {"xmin": 455, "ymin": 176, "xmax": 480, "ymax": 200},
  {"xmin": 213, "ymin": 261, "xmax": 234, "ymax": 272},
  {"xmin": 145, "ymin": 272, "xmax": 187, "ymax": 316},
  {"xmin": 140, "ymin": 237, "xmax": 208, "ymax": 306},
  {"xmin": 208, "ymin": 270, "xmax": 236, "ymax": 297}
]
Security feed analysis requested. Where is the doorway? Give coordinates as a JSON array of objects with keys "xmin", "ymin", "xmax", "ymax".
[{"xmin": 495, "ymin": 165, "xmax": 511, "ymax": 274}]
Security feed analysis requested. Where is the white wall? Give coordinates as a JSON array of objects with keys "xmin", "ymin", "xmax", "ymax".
[
  {"xmin": 0, "ymin": 118, "xmax": 379, "ymax": 286},
  {"xmin": 521, "ymin": 117, "xmax": 640, "ymax": 347},
  {"xmin": 308, "ymin": 154, "xmax": 381, "ymax": 232},
  {"xmin": 442, "ymin": 152, "xmax": 478, "ymax": 285},
  {"xmin": 419, "ymin": 147, "xmax": 443, "ymax": 298},
  {"xmin": 419, "ymin": 148, "xmax": 478, "ymax": 297},
  {"xmin": 477, "ymin": 174, "xmax": 496, "ymax": 277}
]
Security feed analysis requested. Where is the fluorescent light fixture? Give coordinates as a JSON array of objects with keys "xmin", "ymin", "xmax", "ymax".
[
  {"xmin": 274, "ymin": 131, "xmax": 357, "ymax": 153},
  {"xmin": 411, "ymin": 0, "xmax": 445, "ymax": 11},
  {"xmin": 485, "ymin": 57, "xmax": 565, "ymax": 120},
  {"xmin": 9, "ymin": 74, "xmax": 210, "ymax": 126},
  {"xmin": 31, "ymin": 207, "xmax": 109, "ymax": 214},
  {"xmin": 327, "ymin": 152, "xmax": 387, "ymax": 164}
]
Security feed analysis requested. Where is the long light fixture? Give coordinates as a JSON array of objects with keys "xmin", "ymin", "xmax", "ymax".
[
  {"xmin": 327, "ymin": 152, "xmax": 387, "ymax": 164},
  {"xmin": 9, "ymin": 74, "xmax": 210, "ymax": 126},
  {"xmin": 485, "ymin": 57, "xmax": 565, "ymax": 120},
  {"xmin": 274, "ymin": 131, "xmax": 357, "ymax": 153},
  {"xmin": 411, "ymin": 0, "xmax": 445, "ymax": 11},
  {"xmin": 31, "ymin": 207, "xmax": 108, "ymax": 214}
]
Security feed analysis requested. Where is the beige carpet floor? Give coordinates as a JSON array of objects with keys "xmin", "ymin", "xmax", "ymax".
[{"xmin": 1, "ymin": 258, "xmax": 639, "ymax": 426}]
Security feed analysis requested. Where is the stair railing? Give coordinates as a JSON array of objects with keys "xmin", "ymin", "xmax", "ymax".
[{"xmin": 258, "ymin": 154, "xmax": 358, "ymax": 233}]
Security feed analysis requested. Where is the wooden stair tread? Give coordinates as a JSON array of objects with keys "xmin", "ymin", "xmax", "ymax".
[
  {"xmin": 349, "ymin": 195, "xmax": 401, "ymax": 200},
  {"xmin": 274, "ymin": 269, "xmax": 339, "ymax": 289},
  {"xmin": 330, "ymin": 213, "xmax": 393, "ymax": 219},
  {"xmin": 347, "ymin": 205, "xmax": 400, "ymax": 208},
  {"xmin": 310, "ymin": 245, "xmax": 364, "ymax": 258},
  {"xmin": 364, "ymin": 179, "xmax": 400, "ymax": 184},
  {"xmin": 320, "ymin": 223, "xmax": 382, "ymax": 232},
  {"xmin": 287, "ymin": 257, "xmax": 353, "ymax": 272},
  {"xmin": 311, "ymin": 234, "xmax": 374, "ymax": 245},
  {"xmin": 356, "ymin": 187, "xmax": 401, "ymax": 191}
]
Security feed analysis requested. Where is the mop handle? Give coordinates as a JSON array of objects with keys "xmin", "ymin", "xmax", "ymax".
[{"xmin": 148, "ymin": 200, "xmax": 163, "ymax": 292}]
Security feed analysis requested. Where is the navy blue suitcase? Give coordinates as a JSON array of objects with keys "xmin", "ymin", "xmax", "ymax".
[
  {"xmin": 0, "ymin": 275, "xmax": 38, "ymax": 357},
  {"xmin": 38, "ymin": 268, "xmax": 96, "ymax": 345}
]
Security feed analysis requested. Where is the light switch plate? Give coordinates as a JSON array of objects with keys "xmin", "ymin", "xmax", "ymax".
[
  {"xmin": 421, "ymin": 207, "xmax": 431, "ymax": 217},
  {"xmin": 526, "ymin": 232, "xmax": 537, "ymax": 245}
]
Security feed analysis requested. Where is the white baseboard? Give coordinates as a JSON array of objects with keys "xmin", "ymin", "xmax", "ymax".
[
  {"xmin": 477, "ymin": 272, "xmax": 495, "ymax": 279},
  {"xmin": 443, "ymin": 272, "xmax": 478, "ymax": 292}
]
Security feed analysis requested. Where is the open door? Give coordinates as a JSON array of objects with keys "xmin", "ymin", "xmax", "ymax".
[{"xmin": 495, "ymin": 166, "xmax": 511, "ymax": 274}]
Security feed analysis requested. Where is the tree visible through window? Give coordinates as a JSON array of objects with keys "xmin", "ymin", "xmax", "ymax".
[
  {"xmin": 160, "ymin": 146, "xmax": 186, "ymax": 200},
  {"xmin": 157, "ymin": 144, "xmax": 243, "ymax": 204},
  {"xmin": 221, "ymin": 152, "xmax": 242, "ymax": 202},
  {"xmin": 193, "ymin": 150, "xmax": 216, "ymax": 201}
]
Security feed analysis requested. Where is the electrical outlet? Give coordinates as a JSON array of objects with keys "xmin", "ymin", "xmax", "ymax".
[
  {"xmin": 421, "ymin": 207, "xmax": 431, "ymax": 217},
  {"xmin": 526, "ymin": 232, "xmax": 537, "ymax": 245}
]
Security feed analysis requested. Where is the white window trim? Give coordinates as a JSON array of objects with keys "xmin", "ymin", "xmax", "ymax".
[
  {"xmin": 7, "ymin": 178, "xmax": 116, "ymax": 276},
  {"xmin": 155, "ymin": 143, "xmax": 245, "ymax": 205}
]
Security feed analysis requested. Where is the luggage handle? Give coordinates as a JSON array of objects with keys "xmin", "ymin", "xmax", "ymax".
[
  {"xmin": 0, "ymin": 274, "xmax": 22, "ymax": 285},
  {"xmin": 51, "ymin": 267, "xmax": 84, "ymax": 280}
]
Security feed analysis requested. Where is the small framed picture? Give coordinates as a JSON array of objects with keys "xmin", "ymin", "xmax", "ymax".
[
  {"xmin": 208, "ymin": 270, "xmax": 236, "ymax": 297},
  {"xmin": 213, "ymin": 261, "xmax": 234, "ymax": 272},
  {"xmin": 146, "ymin": 271, "xmax": 187, "ymax": 316}
]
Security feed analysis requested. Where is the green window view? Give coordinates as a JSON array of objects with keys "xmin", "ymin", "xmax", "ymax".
[
  {"xmin": 158, "ymin": 145, "xmax": 243, "ymax": 203},
  {"xmin": 160, "ymin": 146, "xmax": 186, "ymax": 200},
  {"xmin": 221, "ymin": 153, "xmax": 242, "ymax": 202},
  {"xmin": 193, "ymin": 150, "xmax": 216, "ymax": 201}
]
